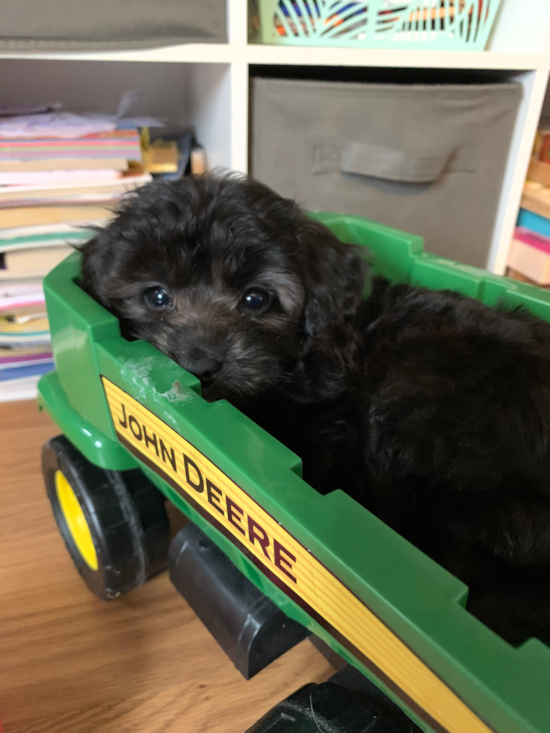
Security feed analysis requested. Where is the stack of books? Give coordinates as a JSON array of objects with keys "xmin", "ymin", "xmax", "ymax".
[
  {"xmin": 0, "ymin": 280, "xmax": 53, "ymax": 401},
  {"xmin": 508, "ymin": 133, "xmax": 550, "ymax": 287},
  {"xmin": 0, "ymin": 108, "xmax": 152, "ymax": 401}
]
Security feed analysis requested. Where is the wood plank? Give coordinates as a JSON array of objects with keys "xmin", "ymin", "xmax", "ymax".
[{"xmin": 0, "ymin": 400, "xmax": 334, "ymax": 733}]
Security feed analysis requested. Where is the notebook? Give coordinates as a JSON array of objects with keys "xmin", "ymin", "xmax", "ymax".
[
  {"xmin": 0, "ymin": 315, "xmax": 50, "ymax": 344},
  {"xmin": 0, "ymin": 230, "xmax": 93, "ymax": 254},
  {"xmin": 0, "ymin": 172, "xmax": 151, "ymax": 205},
  {"xmin": 0, "ymin": 351, "xmax": 53, "ymax": 369},
  {"xmin": 0, "ymin": 374, "xmax": 44, "ymax": 401},
  {"xmin": 508, "ymin": 227, "xmax": 550, "ymax": 285},
  {"xmin": 2, "ymin": 246, "xmax": 72, "ymax": 276},
  {"xmin": 0, "ymin": 360, "xmax": 55, "ymax": 382},
  {"xmin": 0, "ymin": 205, "xmax": 115, "ymax": 231},
  {"xmin": 0, "ymin": 159, "xmax": 129, "ymax": 174},
  {"xmin": 0, "ymin": 129, "xmax": 141, "ymax": 161}
]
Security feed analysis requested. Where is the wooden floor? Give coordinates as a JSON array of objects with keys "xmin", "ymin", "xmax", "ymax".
[{"xmin": 0, "ymin": 401, "xmax": 334, "ymax": 733}]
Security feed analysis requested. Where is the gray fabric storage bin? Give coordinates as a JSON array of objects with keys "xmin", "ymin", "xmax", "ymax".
[
  {"xmin": 251, "ymin": 78, "xmax": 522, "ymax": 268},
  {"xmin": 0, "ymin": 0, "xmax": 226, "ymax": 51}
]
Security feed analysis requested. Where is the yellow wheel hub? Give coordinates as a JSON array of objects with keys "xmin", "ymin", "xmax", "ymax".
[{"xmin": 55, "ymin": 470, "xmax": 98, "ymax": 571}]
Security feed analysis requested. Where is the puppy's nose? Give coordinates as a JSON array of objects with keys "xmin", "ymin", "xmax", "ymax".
[{"xmin": 183, "ymin": 348, "xmax": 222, "ymax": 383}]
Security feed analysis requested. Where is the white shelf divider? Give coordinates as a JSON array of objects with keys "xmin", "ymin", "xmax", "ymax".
[
  {"xmin": 246, "ymin": 46, "xmax": 546, "ymax": 71},
  {"xmin": 488, "ymin": 0, "xmax": 550, "ymax": 54},
  {"xmin": 488, "ymin": 68, "xmax": 550, "ymax": 274},
  {"xmin": 228, "ymin": 0, "xmax": 249, "ymax": 172},
  {"xmin": 0, "ymin": 44, "xmax": 235, "ymax": 64},
  {"xmin": 0, "ymin": 46, "xmax": 545, "ymax": 72}
]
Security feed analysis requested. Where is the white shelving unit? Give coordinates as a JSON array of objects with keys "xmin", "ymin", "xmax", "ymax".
[{"xmin": 1, "ymin": 0, "xmax": 550, "ymax": 273}]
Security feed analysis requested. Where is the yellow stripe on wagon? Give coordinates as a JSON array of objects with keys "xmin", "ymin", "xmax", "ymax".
[{"xmin": 102, "ymin": 376, "xmax": 493, "ymax": 733}]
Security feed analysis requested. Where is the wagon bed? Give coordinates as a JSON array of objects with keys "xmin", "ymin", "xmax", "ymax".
[{"xmin": 38, "ymin": 213, "xmax": 550, "ymax": 733}]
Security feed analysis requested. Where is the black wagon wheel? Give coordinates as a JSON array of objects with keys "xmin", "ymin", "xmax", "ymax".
[{"xmin": 42, "ymin": 435, "xmax": 169, "ymax": 600}]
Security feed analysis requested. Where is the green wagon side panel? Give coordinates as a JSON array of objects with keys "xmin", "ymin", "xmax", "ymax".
[
  {"xmin": 38, "ymin": 370, "xmax": 136, "ymax": 470},
  {"xmin": 39, "ymin": 214, "xmax": 550, "ymax": 733}
]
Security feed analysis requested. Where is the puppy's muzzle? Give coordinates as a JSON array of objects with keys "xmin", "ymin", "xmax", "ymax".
[{"xmin": 180, "ymin": 347, "xmax": 222, "ymax": 385}]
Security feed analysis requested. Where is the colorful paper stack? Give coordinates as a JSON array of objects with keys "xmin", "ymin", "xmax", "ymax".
[
  {"xmin": 507, "ymin": 130, "xmax": 550, "ymax": 287},
  {"xmin": 0, "ymin": 107, "xmax": 152, "ymax": 401},
  {"xmin": 0, "ymin": 280, "xmax": 53, "ymax": 401},
  {"xmin": 508, "ymin": 227, "xmax": 550, "ymax": 286}
]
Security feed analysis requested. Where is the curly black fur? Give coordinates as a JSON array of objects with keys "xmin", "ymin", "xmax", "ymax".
[{"xmin": 81, "ymin": 172, "xmax": 550, "ymax": 646}]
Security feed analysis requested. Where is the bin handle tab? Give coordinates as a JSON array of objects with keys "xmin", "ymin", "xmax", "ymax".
[{"xmin": 340, "ymin": 142, "xmax": 452, "ymax": 184}]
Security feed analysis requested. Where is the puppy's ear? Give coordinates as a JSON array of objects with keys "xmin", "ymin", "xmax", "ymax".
[
  {"xmin": 297, "ymin": 219, "xmax": 366, "ymax": 338},
  {"xmin": 79, "ymin": 228, "xmax": 118, "ymax": 307}
]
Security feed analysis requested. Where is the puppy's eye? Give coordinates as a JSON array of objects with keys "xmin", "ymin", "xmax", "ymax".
[
  {"xmin": 143, "ymin": 286, "xmax": 171, "ymax": 310},
  {"xmin": 240, "ymin": 288, "xmax": 271, "ymax": 314}
]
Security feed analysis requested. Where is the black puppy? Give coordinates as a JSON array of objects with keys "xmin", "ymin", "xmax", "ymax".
[{"xmin": 81, "ymin": 173, "xmax": 550, "ymax": 646}]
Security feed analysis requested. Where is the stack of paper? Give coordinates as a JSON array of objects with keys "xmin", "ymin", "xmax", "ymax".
[
  {"xmin": 0, "ymin": 107, "xmax": 152, "ymax": 401},
  {"xmin": 0, "ymin": 281, "xmax": 53, "ymax": 401},
  {"xmin": 508, "ymin": 227, "xmax": 550, "ymax": 286},
  {"xmin": 0, "ymin": 225, "xmax": 92, "ymax": 280}
]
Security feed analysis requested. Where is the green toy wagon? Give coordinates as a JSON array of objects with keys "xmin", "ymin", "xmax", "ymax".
[{"xmin": 38, "ymin": 213, "xmax": 550, "ymax": 733}]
